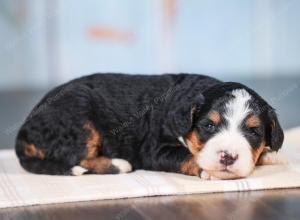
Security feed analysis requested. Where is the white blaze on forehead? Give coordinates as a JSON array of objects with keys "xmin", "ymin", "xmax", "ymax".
[{"xmin": 224, "ymin": 89, "xmax": 252, "ymax": 131}]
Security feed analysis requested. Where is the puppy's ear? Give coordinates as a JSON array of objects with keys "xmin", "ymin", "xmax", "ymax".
[
  {"xmin": 265, "ymin": 108, "xmax": 284, "ymax": 152},
  {"xmin": 166, "ymin": 93, "xmax": 205, "ymax": 137}
]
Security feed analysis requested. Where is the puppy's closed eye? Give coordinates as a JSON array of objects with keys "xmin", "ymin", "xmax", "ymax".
[{"xmin": 247, "ymin": 127, "xmax": 263, "ymax": 137}]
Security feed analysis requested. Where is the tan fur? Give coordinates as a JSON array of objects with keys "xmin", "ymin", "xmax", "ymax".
[
  {"xmin": 208, "ymin": 111, "xmax": 221, "ymax": 125},
  {"xmin": 252, "ymin": 142, "xmax": 265, "ymax": 163},
  {"xmin": 83, "ymin": 121, "xmax": 101, "ymax": 159},
  {"xmin": 185, "ymin": 130, "xmax": 204, "ymax": 155},
  {"xmin": 246, "ymin": 115, "xmax": 260, "ymax": 128},
  {"xmin": 80, "ymin": 157, "xmax": 112, "ymax": 173},
  {"xmin": 180, "ymin": 157, "xmax": 200, "ymax": 176},
  {"xmin": 24, "ymin": 143, "xmax": 45, "ymax": 160}
]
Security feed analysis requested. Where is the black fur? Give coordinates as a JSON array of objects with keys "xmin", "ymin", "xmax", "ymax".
[{"xmin": 15, "ymin": 73, "xmax": 283, "ymax": 175}]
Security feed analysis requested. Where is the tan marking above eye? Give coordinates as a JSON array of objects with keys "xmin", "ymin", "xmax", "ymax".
[
  {"xmin": 246, "ymin": 115, "xmax": 260, "ymax": 128},
  {"xmin": 208, "ymin": 111, "xmax": 221, "ymax": 125},
  {"xmin": 185, "ymin": 130, "xmax": 204, "ymax": 155}
]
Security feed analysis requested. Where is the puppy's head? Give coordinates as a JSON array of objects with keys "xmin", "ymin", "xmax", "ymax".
[{"xmin": 183, "ymin": 82, "xmax": 284, "ymax": 179}]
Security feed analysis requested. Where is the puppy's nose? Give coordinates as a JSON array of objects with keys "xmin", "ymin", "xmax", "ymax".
[{"xmin": 219, "ymin": 151, "xmax": 238, "ymax": 166}]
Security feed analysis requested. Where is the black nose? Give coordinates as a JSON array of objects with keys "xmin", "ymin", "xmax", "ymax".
[{"xmin": 220, "ymin": 151, "xmax": 238, "ymax": 166}]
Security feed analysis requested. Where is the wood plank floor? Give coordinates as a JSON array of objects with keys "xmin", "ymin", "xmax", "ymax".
[{"xmin": 1, "ymin": 189, "xmax": 300, "ymax": 220}]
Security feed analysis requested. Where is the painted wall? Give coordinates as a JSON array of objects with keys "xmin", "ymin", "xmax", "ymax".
[
  {"xmin": 0, "ymin": 0, "xmax": 300, "ymax": 89},
  {"xmin": 0, "ymin": 0, "xmax": 48, "ymax": 89}
]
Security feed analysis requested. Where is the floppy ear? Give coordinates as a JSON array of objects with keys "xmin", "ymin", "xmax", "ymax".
[
  {"xmin": 165, "ymin": 93, "xmax": 205, "ymax": 137},
  {"xmin": 265, "ymin": 108, "xmax": 284, "ymax": 152}
]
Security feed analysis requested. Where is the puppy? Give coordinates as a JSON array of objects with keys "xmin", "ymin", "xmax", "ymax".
[{"xmin": 15, "ymin": 73, "xmax": 284, "ymax": 179}]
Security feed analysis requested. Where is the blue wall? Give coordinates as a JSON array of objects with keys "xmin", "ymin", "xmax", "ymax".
[{"xmin": 0, "ymin": 0, "xmax": 300, "ymax": 89}]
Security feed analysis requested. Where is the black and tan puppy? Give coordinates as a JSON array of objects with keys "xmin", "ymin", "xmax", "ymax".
[{"xmin": 15, "ymin": 74, "xmax": 284, "ymax": 179}]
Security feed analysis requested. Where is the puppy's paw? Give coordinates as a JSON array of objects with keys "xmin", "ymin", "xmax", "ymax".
[
  {"xmin": 200, "ymin": 170, "xmax": 219, "ymax": 180},
  {"xmin": 71, "ymin": 166, "xmax": 88, "ymax": 176},
  {"xmin": 111, "ymin": 158, "xmax": 132, "ymax": 173}
]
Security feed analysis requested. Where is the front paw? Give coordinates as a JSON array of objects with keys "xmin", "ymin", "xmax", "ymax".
[{"xmin": 199, "ymin": 170, "xmax": 220, "ymax": 180}]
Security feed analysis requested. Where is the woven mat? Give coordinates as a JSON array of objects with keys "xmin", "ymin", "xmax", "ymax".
[{"xmin": 0, "ymin": 127, "xmax": 300, "ymax": 209}]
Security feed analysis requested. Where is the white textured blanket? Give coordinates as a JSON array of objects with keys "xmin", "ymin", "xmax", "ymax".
[{"xmin": 0, "ymin": 127, "xmax": 300, "ymax": 209}]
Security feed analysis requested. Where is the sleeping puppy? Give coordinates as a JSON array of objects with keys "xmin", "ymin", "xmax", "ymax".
[{"xmin": 15, "ymin": 73, "xmax": 284, "ymax": 179}]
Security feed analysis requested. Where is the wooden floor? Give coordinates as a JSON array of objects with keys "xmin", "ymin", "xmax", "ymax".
[{"xmin": 1, "ymin": 189, "xmax": 300, "ymax": 220}]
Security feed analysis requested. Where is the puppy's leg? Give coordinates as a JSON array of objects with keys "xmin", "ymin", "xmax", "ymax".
[
  {"xmin": 72, "ymin": 157, "xmax": 132, "ymax": 176},
  {"xmin": 151, "ymin": 145, "xmax": 201, "ymax": 176},
  {"xmin": 180, "ymin": 155, "xmax": 202, "ymax": 176},
  {"xmin": 150, "ymin": 143, "xmax": 222, "ymax": 179}
]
